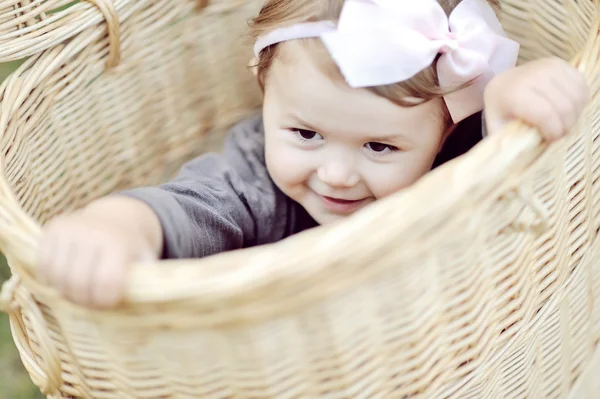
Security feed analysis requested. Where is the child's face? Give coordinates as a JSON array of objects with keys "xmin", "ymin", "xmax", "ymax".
[{"xmin": 262, "ymin": 41, "xmax": 449, "ymax": 225}]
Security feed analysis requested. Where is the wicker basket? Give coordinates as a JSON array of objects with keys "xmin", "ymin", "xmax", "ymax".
[{"xmin": 0, "ymin": 0, "xmax": 599, "ymax": 397}]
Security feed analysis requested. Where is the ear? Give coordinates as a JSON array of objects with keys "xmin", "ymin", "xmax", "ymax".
[
  {"xmin": 438, "ymin": 123, "xmax": 458, "ymax": 153},
  {"xmin": 248, "ymin": 56, "xmax": 259, "ymax": 77}
]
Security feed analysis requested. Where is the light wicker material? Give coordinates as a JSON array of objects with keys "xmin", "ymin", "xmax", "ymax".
[{"xmin": 0, "ymin": 0, "xmax": 599, "ymax": 398}]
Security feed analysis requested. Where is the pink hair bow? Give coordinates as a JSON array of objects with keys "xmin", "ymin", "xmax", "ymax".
[{"xmin": 254, "ymin": 0, "xmax": 520, "ymax": 123}]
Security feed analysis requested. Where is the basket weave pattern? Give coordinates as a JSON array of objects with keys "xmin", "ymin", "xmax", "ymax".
[{"xmin": 0, "ymin": 0, "xmax": 599, "ymax": 398}]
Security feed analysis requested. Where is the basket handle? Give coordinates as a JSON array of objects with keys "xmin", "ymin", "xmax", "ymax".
[
  {"xmin": 0, "ymin": 273, "xmax": 62, "ymax": 395},
  {"xmin": 86, "ymin": 0, "xmax": 121, "ymax": 70},
  {"xmin": 0, "ymin": 167, "xmax": 42, "ymax": 273}
]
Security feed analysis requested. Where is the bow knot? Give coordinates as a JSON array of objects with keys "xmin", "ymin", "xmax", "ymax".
[{"xmin": 439, "ymin": 36, "xmax": 460, "ymax": 54}]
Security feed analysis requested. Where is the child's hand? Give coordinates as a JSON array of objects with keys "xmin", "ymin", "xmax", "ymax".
[
  {"xmin": 484, "ymin": 57, "xmax": 589, "ymax": 140},
  {"xmin": 38, "ymin": 197, "xmax": 162, "ymax": 309}
]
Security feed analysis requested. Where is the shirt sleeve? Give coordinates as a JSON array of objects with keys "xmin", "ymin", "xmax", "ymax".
[{"xmin": 118, "ymin": 115, "xmax": 287, "ymax": 259}]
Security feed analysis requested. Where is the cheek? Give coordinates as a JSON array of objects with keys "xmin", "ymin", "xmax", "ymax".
[
  {"xmin": 365, "ymin": 151, "xmax": 439, "ymax": 198},
  {"xmin": 264, "ymin": 134, "xmax": 312, "ymax": 190}
]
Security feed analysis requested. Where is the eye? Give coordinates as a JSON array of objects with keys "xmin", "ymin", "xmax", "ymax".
[
  {"xmin": 292, "ymin": 128, "xmax": 323, "ymax": 141},
  {"xmin": 365, "ymin": 142, "xmax": 399, "ymax": 154}
]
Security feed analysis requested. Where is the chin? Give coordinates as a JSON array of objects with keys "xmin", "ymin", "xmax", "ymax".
[{"xmin": 307, "ymin": 210, "xmax": 347, "ymax": 226}]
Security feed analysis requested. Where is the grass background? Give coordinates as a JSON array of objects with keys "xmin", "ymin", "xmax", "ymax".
[{"xmin": 0, "ymin": 61, "xmax": 45, "ymax": 399}]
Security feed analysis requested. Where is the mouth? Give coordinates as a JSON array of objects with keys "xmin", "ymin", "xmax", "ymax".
[{"xmin": 319, "ymin": 195, "xmax": 370, "ymax": 214}]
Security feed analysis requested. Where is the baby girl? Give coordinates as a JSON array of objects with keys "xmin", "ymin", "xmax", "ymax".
[{"xmin": 38, "ymin": 0, "xmax": 589, "ymax": 308}]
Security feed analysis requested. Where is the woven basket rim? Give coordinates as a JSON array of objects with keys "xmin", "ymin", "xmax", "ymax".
[{"xmin": 15, "ymin": 120, "xmax": 546, "ymax": 319}]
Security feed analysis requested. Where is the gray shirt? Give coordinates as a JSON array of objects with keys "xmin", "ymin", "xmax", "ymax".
[
  {"xmin": 121, "ymin": 115, "xmax": 317, "ymax": 259},
  {"xmin": 122, "ymin": 112, "xmax": 483, "ymax": 259}
]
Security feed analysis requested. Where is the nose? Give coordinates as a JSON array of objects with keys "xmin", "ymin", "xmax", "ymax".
[{"xmin": 317, "ymin": 156, "xmax": 360, "ymax": 188}]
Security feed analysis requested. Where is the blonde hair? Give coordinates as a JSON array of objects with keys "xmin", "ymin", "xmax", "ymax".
[{"xmin": 249, "ymin": 0, "xmax": 500, "ymax": 124}]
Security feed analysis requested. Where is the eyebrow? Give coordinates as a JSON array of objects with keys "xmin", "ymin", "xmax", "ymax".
[
  {"xmin": 365, "ymin": 134, "xmax": 412, "ymax": 145},
  {"xmin": 284, "ymin": 114, "xmax": 321, "ymax": 132}
]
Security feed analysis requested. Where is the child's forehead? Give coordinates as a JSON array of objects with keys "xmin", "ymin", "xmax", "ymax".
[
  {"xmin": 274, "ymin": 40, "xmax": 347, "ymax": 85},
  {"xmin": 269, "ymin": 40, "xmax": 444, "ymax": 113},
  {"xmin": 268, "ymin": 41, "xmax": 363, "ymax": 108}
]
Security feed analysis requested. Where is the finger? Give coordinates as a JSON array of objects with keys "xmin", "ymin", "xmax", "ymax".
[
  {"xmin": 483, "ymin": 82, "xmax": 508, "ymax": 136},
  {"xmin": 89, "ymin": 250, "xmax": 128, "ymax": 309},
  {"xmin": 38, "ymin": 227, "xmax": 59, "ymax": 284},
  {"xmin": 63, "ymin": 243, "xmax": 98, "ymax": 306},
  {"xmin": 483, "ymin": 109, "xmax": 505, "ymax": 136},
  {"xmin": 137, "ymin": 249, "xmax": 158, "ymax": 265},
  {"xmin": 553, "ymin": 63, "xmax": 590, "ymax": 116},
  {"xmin": 525, "ymin": 88, "xmax": 565, "ymax": 140},
  {"xmin": 550, "ymin": 75, "xmax": 579, "ymax": 109},
  {"xmin": 545, "ymin": 79, "xmax": 580, "ymax": 133},
  {"xmin": 46, "ymin": 236, "xmax": 75, "ymax": 296},
  {"xmin": 565, "ymin": 65, "xmax": 590, "ymax": 104}
]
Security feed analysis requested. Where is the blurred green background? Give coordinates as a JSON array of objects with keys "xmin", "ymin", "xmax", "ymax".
[{"xmin": 0, "ymin": 61, "xmax": 45, "ymax": 399}]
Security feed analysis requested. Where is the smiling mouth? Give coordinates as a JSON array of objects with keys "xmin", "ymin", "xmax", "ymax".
[
  {"xmin": 324, "ymin": 196, "xmax": 361, "ymax": 204},
  {"xmin": 319, "ymin": 195, "xmax": 369, "ymax": 214}
]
